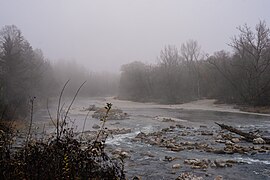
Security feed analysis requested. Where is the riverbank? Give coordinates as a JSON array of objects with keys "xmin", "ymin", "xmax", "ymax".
[{"xmin": 107, "ymin": 97, "xmax": 270, "ymax": 117}]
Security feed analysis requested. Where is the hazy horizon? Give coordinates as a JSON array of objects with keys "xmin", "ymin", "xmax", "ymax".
[{"xmin": 1, "ymin": 0, "xmax": 270, "ymax": 72}]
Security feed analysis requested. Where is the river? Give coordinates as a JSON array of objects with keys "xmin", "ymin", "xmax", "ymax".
[{"xmin": 31, "ymin": 97, "xmax": 270, "ymax": 180}]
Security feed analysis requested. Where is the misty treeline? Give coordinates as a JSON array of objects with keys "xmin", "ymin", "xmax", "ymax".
[
  {"xmin": 119, "ymin": 21, "xmax": 270, "ymax": 106},
  {"xmin": 0, "ymin": 25, "xmax": 119, "ymax": 120}
]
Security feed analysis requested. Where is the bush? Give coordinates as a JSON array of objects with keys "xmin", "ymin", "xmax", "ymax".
[{"xmin": 0, "ymin": 97, "xmax": 125, "ymax": 179}]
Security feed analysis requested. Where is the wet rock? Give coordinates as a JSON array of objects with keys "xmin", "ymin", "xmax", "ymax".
[
  {"xmin": 181, "ymin": 141, "xmax": 194, "ymax": 146},
  {"xmin": 253, "ymin": 137, "xmax": 265, "ymax": 144},
  {"xmin": 132, "ymin": 176, "xmax": 142, "ymax": 180},
  {"xmin": 222, "ymin": 133, "xmax": 233, "ymax": 140},
  {"xmin": 171, "ymin": 146, "xmax": 185, "ymax": 152},
  {"xmin": 252, "ymin": 146, "xmax": 261, "ymax": 150},
  {"xmin": 210, "ymin": 162, "xmax": 217, "ymax": 168},
  {"xmin": 176, "ymin": 124, "xmax": 185, "ymax": 128},
  {"xmin": 180, "ymin": 132, "xmax": 188, "ymax": 136},
  {"xmin": 92, "ymin": 108, "xmax": 129, "ymax": 120},
  {"xmin": 167, "ymin": 143, "xmax": 176, "ymax": 149},
  {"xmin": 149, "ymin": 138, "xmax": 158, "ymax": 145},
  {"xmin": 215, "ymin": 139, "xmax": 226, "ymax": 143},
  {"xmin": 204, "ymin": 146, "xmax": 215, "ymax": 153},
  {"xmin": 262, "ymin": 145, "xmax": 270, "ymax": 150},
  {"xmin": 92, "ymin": 124, "xmax": 100, "ymax": 129},
  {"xmin": 225, "ymin": 140, "xmax": 234, "ymax": 145},
  {"xmin": 140, "ymin": 151, "xmax": 155, "ymax": 157},
  {"xmin": 215, "ymin": 135, "xmax": 223, "ymax": 139},
  {"xmin": 112, "ymin": 148, "xmax": 122, "ymax": 155},
  {"xmin": 162, "ymin": 118, "xmax": 175, "ymax": 122},
  {"xmin": 176, "ymin": 172, "xmax": 203, "ymax": 180},
  {"xmin": 131, "ymin": 137, "xmax": 141, "ymax": 142},
  {"xmin": 195, "ymin": 143, "xmax": 208, "ymax": 150},
  {"xmin": 226, "ymin": 159, "xmax": 238, "ymax": 164},
  {"xmin": 214, "ymin": 175, "xmax": 223, "ymax": 180},
  {"xmin": 112, "ymin": 148, "xmax": 130, "ymax": 158},
  {"xmin": 212, "ymin": 149, "xmax": 226, "ymax": 154},
  {"xmin": 258, "ymin": 149, "xmax": 267, "ymax": 153},
  {"xmin": 109, "ymin": 128, "xmax": 132, "ymax": 135},
  {"xmin": 120, "ymin": 151, "xmax": 130, "ymax": 158},
  {"xmin": 214, "ymin": 160, "xmax": 226, "ymax": 168},
  {"xmin": 231, "ymin": 138, "xmax": 240, "ymax": 143},
  {"xmin": 186, "ymin": 146, "xmax": 195, "ymax": 150},
  {"xmin": 164, "ymin": 156, "xmax": 177, "ymax": 162},
  {"xmin": 184, "ymin": 159, "xmax": 209, "ymax": 169},
  {"xmin": 136, "ymin": 132, "xmax": 147, "ymax": 139},
  {"xmin": 201, "ymin": 131, "xmax": 213, "ymax": 136},
  {"xmin": 214, "ymin": 160, "xmax": 235, "ymax": 168},
  {"xmin": 162, "ymin": 128, "xmax": 170, "ymax": 132},
  {"xmin": 199, "ymin": 125, "xmax": 207, "ymax": 128},
  {"xmin": 172, "ymin": 163, "xmax": 181, "ymax": 169}
]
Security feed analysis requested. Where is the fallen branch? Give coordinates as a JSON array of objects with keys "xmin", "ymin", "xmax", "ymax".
[{"xmin": 215, "ymin": 122, "xmax": 270, "ymax": 144}]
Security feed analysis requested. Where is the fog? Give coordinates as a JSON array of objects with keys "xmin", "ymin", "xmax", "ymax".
[
  {"xmin": 1, "ymin": 0, "xmax": 270, "ymax": 72},
  {"xmin": 2, "ymin": 2, "xmax": 270, "ymax": 179}
]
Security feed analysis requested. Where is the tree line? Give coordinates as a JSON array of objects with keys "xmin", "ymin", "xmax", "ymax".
[
  {"xmin": 119, "ymin": 21, "xmax": 270, "ymax": 106},
  {"xmin": 0, "ymin": 25, "xmax": 119, "ymax": 120}
]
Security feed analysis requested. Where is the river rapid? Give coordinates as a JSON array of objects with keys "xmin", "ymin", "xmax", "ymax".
[{"xmin": 31, "ymin": 97, "xmax": 270, "ymax": 180}]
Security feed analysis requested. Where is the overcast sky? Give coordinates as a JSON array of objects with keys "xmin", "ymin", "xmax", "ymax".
[{"xmin": 1, "ymin": 0, "xmax": 270, "ymax": 72}]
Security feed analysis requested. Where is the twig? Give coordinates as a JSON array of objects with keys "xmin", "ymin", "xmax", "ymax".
[
  {"xmin": 94, "ymin": 103, "xmax": 112, "ymax": 143},
  {"xmin": 26, "ymin": 96, "xmax": 35, "ymax": 144},
  {"xmin": 80, "ymin": 106, "xmax": 93, "ymax": 139},
  {"xmin": 42, "ymin": 123, "xmax": 46, "ymax": 141},
  {"xmin": 60, "ymin": 81, "xmax": 86, "ymax": 137},
  {"xmin": 56, "ymin": 80, "xmax": 70, "ymax": 140},
  {"xmin": 46, "ymin": 98, "xmax": 56, "ymax": 128}
]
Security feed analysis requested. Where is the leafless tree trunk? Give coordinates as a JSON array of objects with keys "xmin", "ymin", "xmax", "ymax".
[{"xmin": 181, "ymin": 40, "xmax": 202, "ymax": 99}]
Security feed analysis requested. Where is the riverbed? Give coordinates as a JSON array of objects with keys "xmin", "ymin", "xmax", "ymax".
[{"xmin": 31, "ymin": 97, "xmax": 270, "ymax": 180}]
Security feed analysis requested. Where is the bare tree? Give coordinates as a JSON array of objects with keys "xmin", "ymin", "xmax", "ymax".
[
  {"xmin": 229, "ymin": 21, "xmax": 270, "ymax": 105},
  {"xmin": 157, "ymin": 45, "xmax": 182, "ymax": 102},
  {"xmin": 181, "ymin": 40, "xmax": 202, "ymax": 98}
]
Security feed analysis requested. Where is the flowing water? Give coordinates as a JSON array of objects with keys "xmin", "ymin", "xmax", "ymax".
[{"xmin": 31, "ymin": 97, "xmax": 270, "ymax": 180}]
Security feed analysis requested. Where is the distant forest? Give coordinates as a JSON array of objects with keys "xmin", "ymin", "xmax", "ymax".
[
  {"xmin": 0, "ymin": 25, "xmax": 118, "ymax": 120},
  {"xmin": 119, "ymin": 21, "xmax": 270, "ymax": 106},
  {"xmin": 1, "ymin": 21, "xmax": 270, "ymax": 120}
]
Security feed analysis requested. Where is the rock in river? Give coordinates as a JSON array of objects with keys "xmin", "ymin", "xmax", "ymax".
[
  {"xmin": 172, "ymin": 164, "xmax": 181, "ymax": 169},
  {"xmin": 253, "ymin": 137, "xmax": 265, "ymax": 144},
  {"xmin": 92, "ymin": 124, "xmax": 100, "ymax": 129}
]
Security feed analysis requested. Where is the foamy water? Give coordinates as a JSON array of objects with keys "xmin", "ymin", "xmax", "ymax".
[{"xmin": 235, "ymin": 157, "xmax": 270, "ymax": 165}]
